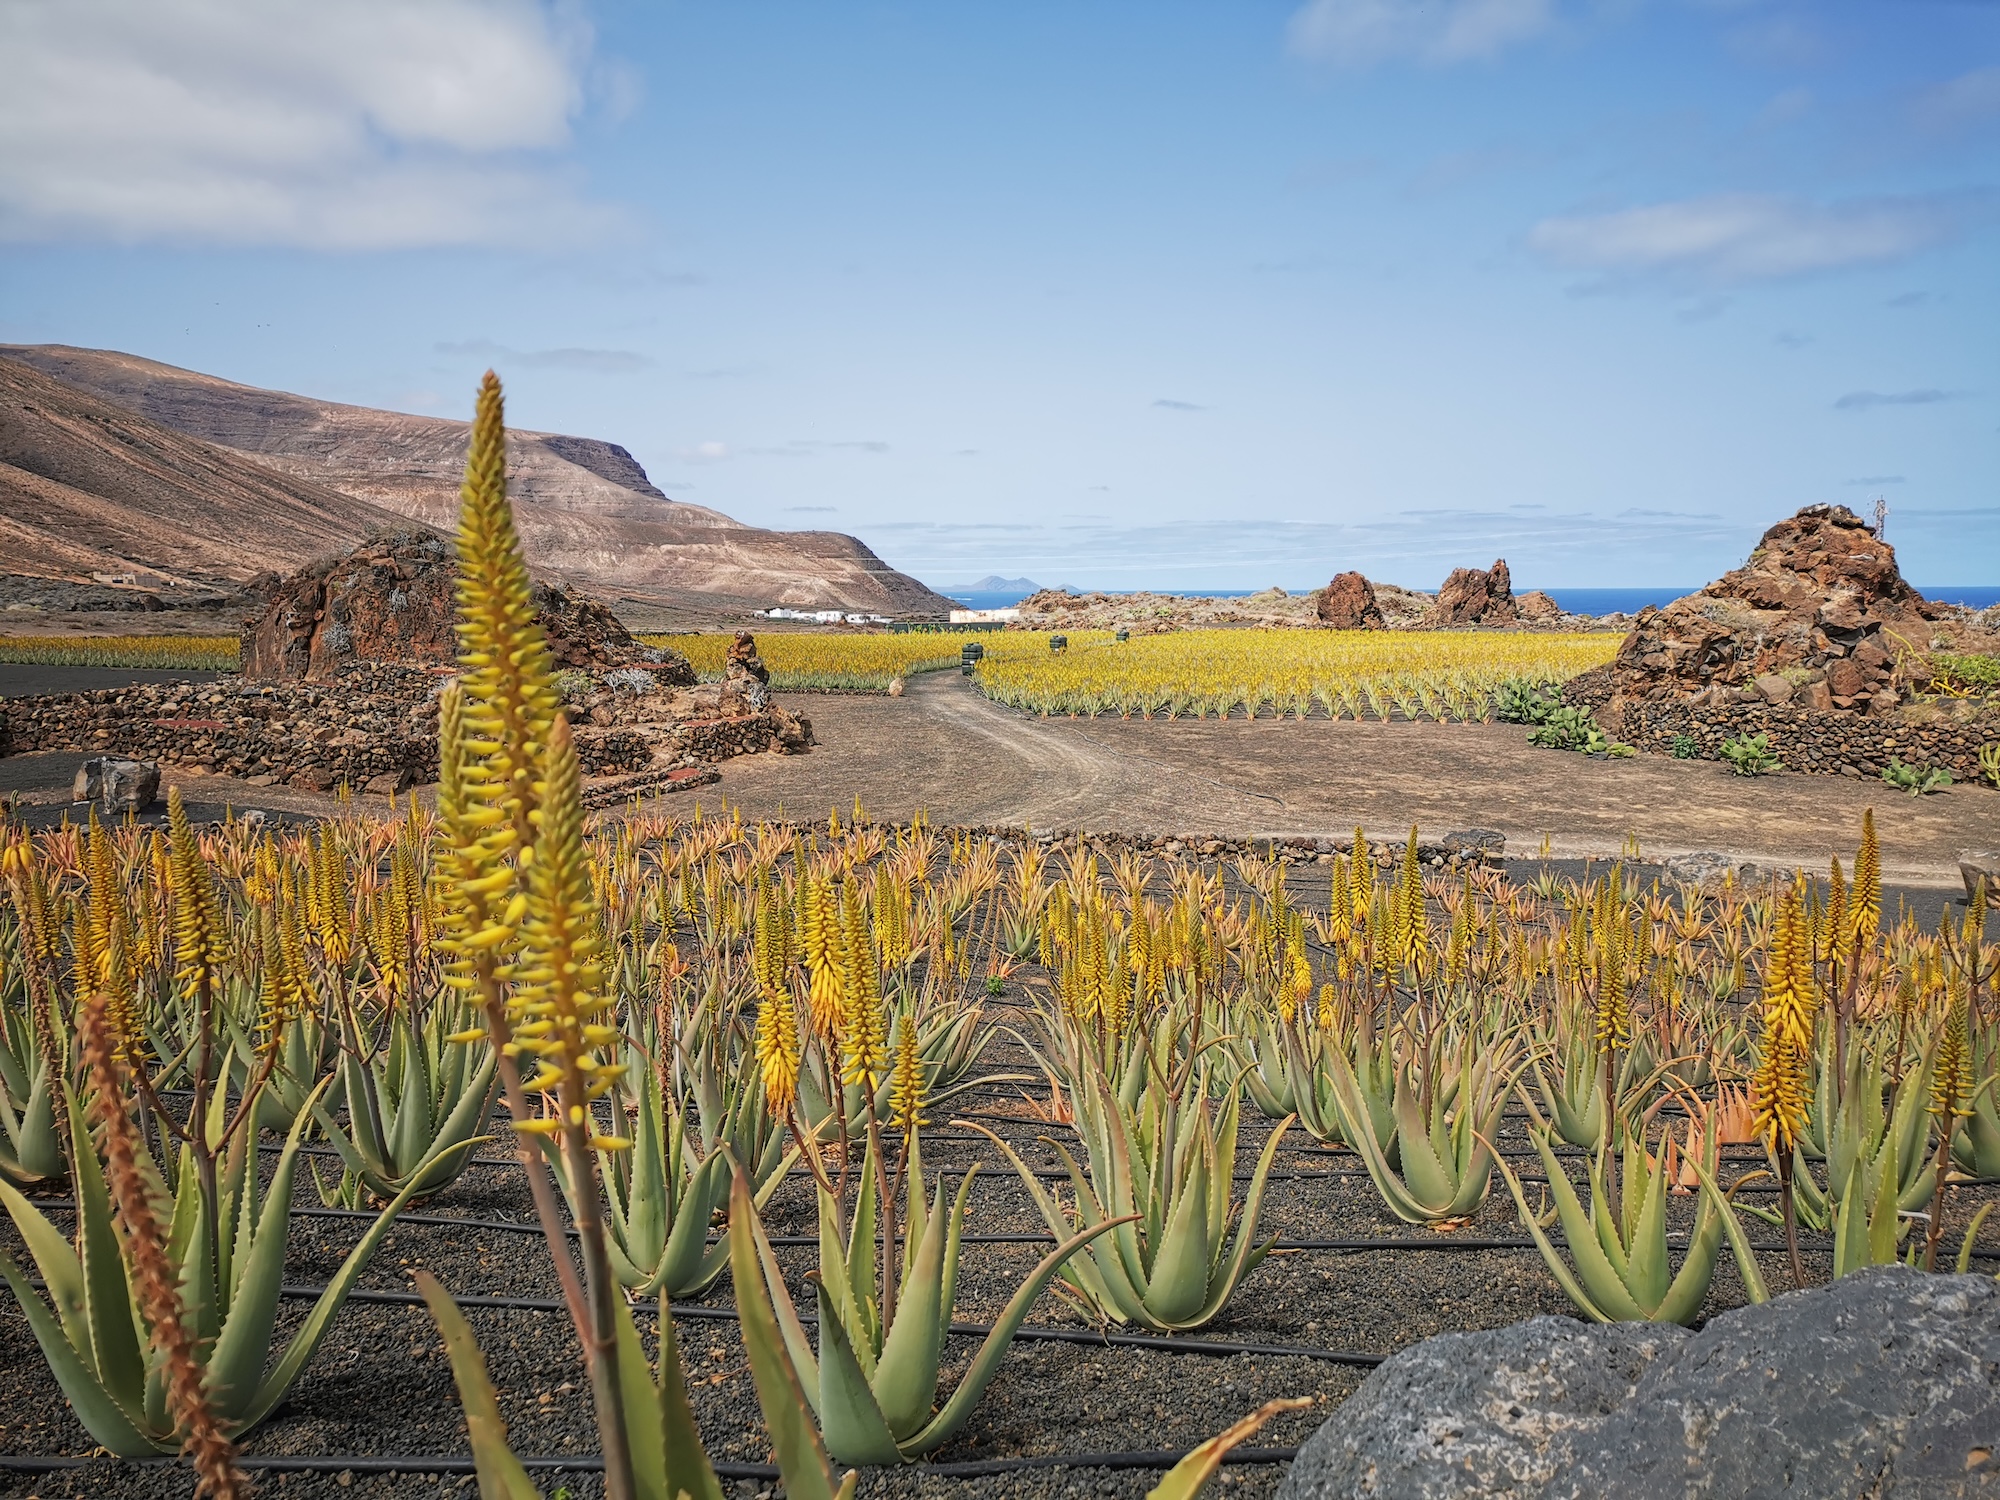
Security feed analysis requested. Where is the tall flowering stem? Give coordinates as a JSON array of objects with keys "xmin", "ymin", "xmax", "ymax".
[
  {"xmin": 77, "ymin": 993, "xmax": 246, "ymax": 1500},
  {"xmin": 435, "ymin": 372, "xmax": 634, "ymax": 1500},
  {"xmin": 1750, "ymin": 880, "xmax": 1814, "ymax": 1288}
]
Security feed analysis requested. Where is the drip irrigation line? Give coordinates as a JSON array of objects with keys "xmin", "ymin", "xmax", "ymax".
[
  {"xmin": 0, "ymin": 1446, "xmax": 1301, "ymax": 1479},
  {"xmin": 116, "ymin": 1279, "xmax": 1385, "ymax": 1364}
]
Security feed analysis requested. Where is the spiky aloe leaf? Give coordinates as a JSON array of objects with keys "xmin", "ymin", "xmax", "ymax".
[
  {"xmin": 901, "ymin": 1213, "xmax": 1132, "ymax": 1457},
  {"xmin": 414, "ymin": 1272, "xmax": 540, "ymax": 1500},
  {"xmin": 871, "ymin": 1175, "xmax": 950, "ymax": 1439},
  {"xmin": 1490, "ymin": 1129, "xmax": 1647, "ymax": 1323},
  {"xmin": 1144, "ymin": 1145, "xmax": 1212, "ymax": 1326},
  {"xmin": 0, "ymin": 1247, "xmax": 156, "ymax": 1455},
  {"xmin": 812, "ymin": 1279, "xmax": 905, "ymax": 1466},
  {"xmin": 1146, "ymin": 1397, "xmax": 1314, "ymax": 1500},
  {"xmin": 727, "ymin": 1168, "xmax": 854, "ymax": 1500}
]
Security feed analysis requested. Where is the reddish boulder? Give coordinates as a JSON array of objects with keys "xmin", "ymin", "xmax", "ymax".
[
  {"xmin": 1515, "ymin": 590, "xmax": 1563, "ymax": 623},
  {"xmin": 1605, "ymin": 504, "xmax": 1939, "ymax": 717},
  {"xmin": 1316, "ymin": 572, "xmax": 1386, "ymax": 629},
  {"xmin": 241, "ymin": 528, "xmax": 694, "ymax": 684},
  {"xmin": 1431, "ymin": 559, "xmax": 1518, "ymax": 627}
]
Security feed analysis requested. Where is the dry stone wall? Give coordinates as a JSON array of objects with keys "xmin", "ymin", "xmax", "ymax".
[{"xmin": 1617, "ymin": 698, "xmax": 1998, "ymax": 781}]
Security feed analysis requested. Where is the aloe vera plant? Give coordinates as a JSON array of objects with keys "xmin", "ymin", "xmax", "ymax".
[
  {"xmin": 973, "ymin": 1052, "xmax": 1292, "ymax": 1332},
  {"xmin": 1493, "ymin": 1123, "xmax": 1767, "ymax": 1323},
  {"xmin": 541, "ymin": 1058, "xmax": 792, "ymax": 1297},
  {"xmin": 1331, "ymin": 1027, "xmax": 1523, "ymax": 1224},
  {"xmin": 312, "ymin": 999, "xmax": 498, "ymax": 1206},
  {"xmin": 416, "ymin": 1168, "xmax": 857, "ymax": 1500},
  {"xmin": 0, "ymin": 991, "xmax": 62, "ymax": 1186},
  {"xmin": 0, "ymin": 1084, "xmax": 425, "ymax": 1453},
  {"xmin": 743, "ymin": 1132, "xmax": 1125, "ymax": 1464}
]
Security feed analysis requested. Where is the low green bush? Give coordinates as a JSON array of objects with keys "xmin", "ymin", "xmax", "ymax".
[
  {"xmin": 1883, "ymin": 758, "xmax": 1952, "ymax": 796},
  {"xmin": 1720, "ymin": 733, "xmax": 1782, "ymax": 776}
]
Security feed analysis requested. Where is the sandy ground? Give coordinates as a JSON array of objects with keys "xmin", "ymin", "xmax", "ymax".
[
  {"xmin": 676, "ymin": 672, "xmax": 1998, "ymax": 887},
  {"xmin": 5, "ymin": 668, "xmax": 1994, "ymax": 886}
]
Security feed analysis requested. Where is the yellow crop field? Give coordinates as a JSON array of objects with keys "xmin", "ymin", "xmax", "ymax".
[
  {"xmin": 0, "ymin": 634, "xmax": 241, "ymax": 671},
  {"xmin": 969, "ymin": 628, "xmax": 1619, "ymax": 720},
  {"xmin": 640, "ymin": 631, "xmax": 987, "ymax": 690}
]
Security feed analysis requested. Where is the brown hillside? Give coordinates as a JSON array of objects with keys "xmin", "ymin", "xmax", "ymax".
[
  {"xmin": 0, "ymin": 354, "xmax": 411, "ymax": 586},
  {"xmin": 2, "ymin": 344, "xmax": 955, "ymax": 618}
]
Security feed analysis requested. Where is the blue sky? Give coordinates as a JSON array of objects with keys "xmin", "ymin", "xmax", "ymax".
[{"xmin": 1, "ymin": 0, "xmax": 1995, "ymax": 591}]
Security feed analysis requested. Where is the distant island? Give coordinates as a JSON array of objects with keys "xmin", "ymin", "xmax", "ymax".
[{"xmin": 955, "ymin": 575, "xmax": 1041, "ymax": 593}]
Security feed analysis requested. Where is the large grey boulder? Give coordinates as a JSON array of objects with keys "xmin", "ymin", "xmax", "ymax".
[
  {"xmin": 1278, "ymin": 1267, "xmax": 2000, "ymax": 1499},
  {"xmin": 72, "ymin": 757, "xmax": 160, "ymax": 813}
]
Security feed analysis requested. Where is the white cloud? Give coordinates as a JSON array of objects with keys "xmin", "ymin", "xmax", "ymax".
[
  {"xmin": 1912, "ymin": 67, "xmax": 2000, "ymax": 133},
  {"xmin": 1528, "ymin": 191, "xmax": 1986, "ymax": 284},
  {"xmin": 0, "ymin": 0, "xmax": 619, "ymax": 248},
  {"xmin": 1287, "ymin": 0, "xmax": 1556, "ymax": 67}
]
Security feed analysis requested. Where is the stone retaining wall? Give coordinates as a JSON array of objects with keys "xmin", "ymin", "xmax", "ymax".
[
  {"xmin": 1, "ymin": 675, "xmax": 785, "ymax": 796},
  {"xmin": 1614, "ymin": 699, "xmax": 1999, "ymax": 780}
]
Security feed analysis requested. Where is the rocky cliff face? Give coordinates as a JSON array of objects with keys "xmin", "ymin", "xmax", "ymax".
[
  {"xmin": 1430, "ymin": 558, "xmax": 1518, "ymax": 627},
  {"xmin": 2, "ymin": 344, "xmax": 957, "ymax": 618},
  {"xmin": 1606, "ymin": 504, "xmax": 1942, "ymax": 717},
  {"xmin": 1314, "ymin": 572, "xmax": 1386, "ymax": 629}
]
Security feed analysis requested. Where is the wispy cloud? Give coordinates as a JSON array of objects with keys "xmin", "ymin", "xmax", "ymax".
[
  {"xmin": 1833, "ymin": 389, "xmax": 1956, "ymax": 412},
  {"xmin": 1845, "ymin": 476, "xmax": 1905, "ymax": 486},
  {"xmin": 1152, "ymin": 399, "xmax": 1205, "ymax": 411},
  {"xmin": 1287, "ymin": 0, "xmax": 1556, "ymax": 68},
  {"xmin": 1528, "ymin": 191, "xmax": 1991, "ymax": 285},
  {"xmin": 746, "ymin": 439, "xmax": 890, "ymax": 457},
  {"xmin": 677, "ymin": 441, "xmax": 729, "ymax": 463},
  {"xmin": 0, "ymin": 0, "xmax": 619, "ymax": 248},
  {"xmin": 436, "ymin": 339, "xmax": 650, "ymax": 374},
  {"xmin": 1912, "ymin": 66, "xmax": 2000, "ymax": 134}
]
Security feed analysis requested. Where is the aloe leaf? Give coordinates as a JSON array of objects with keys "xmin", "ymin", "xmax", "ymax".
[
  {"xmin": 612, "ymin": 1292, "xmax": 668, "ymax": 1500},
  {"xmin": 1625, "ymin": 1147, "xmax": 1672, "ymax": 1315},
  {"xmin": 1325, "ymin": 1051, "xmax": 1427, "ymax": 1222},
  {"xmin": 1189, "ymin": 1116, "xmax": 1292, "ymax": 1329},
  {"xmin": 903, "ymin": 1214, "xmax": 1132, "ymax": 1457},
  {"xmin": 1146, "ymin": 1396, "xmax": 1314, "ymax": 1500},
  {"xmin": 728, "ymin": 1168, "xmax": 851, "ymax": 1497},
  {"xmin": 649, "ymin": 1296, "xmax": 725, "ymax": 1500},
  {"xmin": 1525, "ymin": 1130, "xmax": 1646, "ymax": 1319},
  {"xmin": 1144, "ymin": 1142, "xmax": 1212, "ymax": 1326},
  {"xmin": 1490, "ymin": 1139, "xmax": 1617, "ymax": 1322},
  {"xmin": 414, "ymin": 1272, "xmax": 540, "ymax": 1500},
  {"xmin": 743, "ymin": 1175, "xmax": 819, "ymax": 1403},
  {"xmin": 207, "ymin": 1091, "xmax": 326, "ymax": 1419},
  {"xmin": 1653, "ymin": 1200, "xmax": 1725, "ymax": 1327},
  {"xmin": 234, "ymin": 1152, "xmax": 434, "ymax": 1431},
  {"xmin": 1687, "ymin": 1156, "xmax": 1769, "ymax": 1305},
  {"xmin": 1, "ymin": 1144, "xmax": 100, "ymax": 1367},
  {"xmin": 813, "ymin": 1279, "xmax": 905, "ymax": 1465},
  {"xmin": 0, "ymin": 1247, "xmax": 161, "ymax": 1454},
  {"xmin": 871, "ymin": 1177, "xmax": 950, "ymax": 1439}
]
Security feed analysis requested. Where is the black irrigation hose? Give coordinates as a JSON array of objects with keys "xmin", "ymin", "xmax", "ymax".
[
  {"xmin": 0, "ymin": 1447, "xmax": 1301, "ymax": 1479},
  {"xmin": 209, "ymin": 1280, "xmax": 1389, "ymax": 1365}
]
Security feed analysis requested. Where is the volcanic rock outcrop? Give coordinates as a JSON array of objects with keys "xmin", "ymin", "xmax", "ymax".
[
  {"xmin": 1606, "ymin": 504, "xmax": 1939, "ymax": 717},
  {"xmin": 240, "ymin": 529, "xmax": 691, "ymax": 683},
  {"xmin": 1430, "ymin": 558, "xmax": 1518, "ymax": 627},
  {"xmin": 1315, "ymin": 572, "xmax": 1385, "ymax": 629}
]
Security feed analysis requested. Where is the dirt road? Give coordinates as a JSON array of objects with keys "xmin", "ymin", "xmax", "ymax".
[{"xmin": 686, "ymin": 672, "xmax": 1999, "ymax": 885}]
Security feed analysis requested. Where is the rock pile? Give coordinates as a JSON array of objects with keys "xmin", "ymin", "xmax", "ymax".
[
  {"xmin": 1606, "ymin": 504, "xmax": 1939, "ymax": 718},
  {"xmin": 1430, "ymin": 558, "xmax": 1518, "ymax": 627},
  {"xmin": 1314, "ymin": 572, "xmax": 1385, "ymax": 630}
]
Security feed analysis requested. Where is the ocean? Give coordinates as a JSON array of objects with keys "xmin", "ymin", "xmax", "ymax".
[{"xmin": 943, "ymin": 584, "xmax": 2000, "ymax": 614}]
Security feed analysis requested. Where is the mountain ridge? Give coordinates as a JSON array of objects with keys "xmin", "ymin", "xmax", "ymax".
[{"xmin": 0, "ymin": 344, "xmax": 954, "ymax": 619}]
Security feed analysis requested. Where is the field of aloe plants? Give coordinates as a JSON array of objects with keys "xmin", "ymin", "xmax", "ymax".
[
  {"xmin": 3, "ymin": 380, "xmax": 1996, "ymax": 1499},
  {"xmin": 0, "ymin": 635, "xmax": 240, "ymax": 672},
  {"xmin": 966, "ymin": 629, "xmax": 1618, "ymax": 721}
]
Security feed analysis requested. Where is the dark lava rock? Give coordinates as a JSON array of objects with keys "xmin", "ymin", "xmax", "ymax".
[
  {"xmin": 1316, "ymin": 572, "xmax": 1386, "ymax": 630},
  {"xmin": 72, "ymin": 756, "xmax": 159, "ymax": 812},
  {"xmin": 1430, "ymin": 558, "xmax": 1517, "ymax": 627},
  {"xmin": 1277, "ymin": 1266, "xmax": 2000, "ymax": 1500}
]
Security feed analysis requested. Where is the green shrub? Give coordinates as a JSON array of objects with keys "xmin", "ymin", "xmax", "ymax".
[
  {"xmin": 1921, "ymin": 652, "xmax": 2000, "ymax": 699},
  {"xmin": 1719, "ymin": 733, "xmax": 1782, "ymax": 776},
  {"xmin": 1670, "ymin": 734, "xmax": 1699, "ymax": 760},
  {"xmin": 1494, "ymin": 677, "xmax": 1560, "ymax": 724},
  {"xmin": 1882, "ymin": 758, "xmax": 1952, "ymax": 796},
  {"xmin": 1528, "ymin": 705, "xmax": 1609, "ymax": 754}
]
